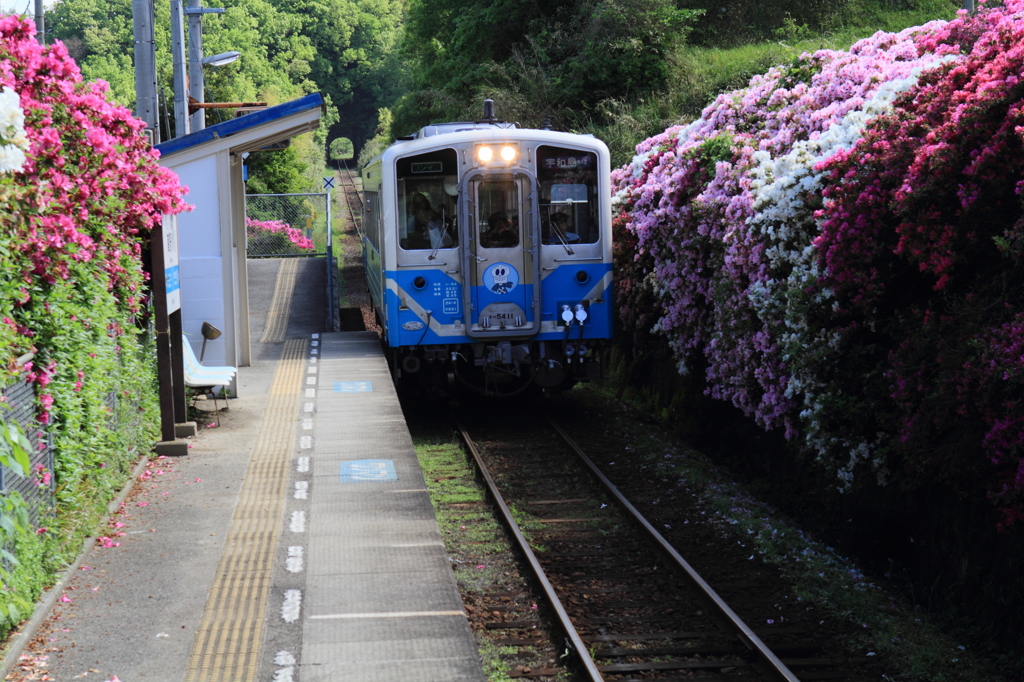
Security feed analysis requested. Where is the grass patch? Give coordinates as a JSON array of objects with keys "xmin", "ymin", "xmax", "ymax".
[{"xmin": 414, "ymin": 433, "xmax": 573, "ymax": 682}]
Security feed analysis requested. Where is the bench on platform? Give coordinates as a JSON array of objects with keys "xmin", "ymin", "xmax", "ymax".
[{"xmin": 182, "ymin": 334, "xmax": 236, "ymax": 414}]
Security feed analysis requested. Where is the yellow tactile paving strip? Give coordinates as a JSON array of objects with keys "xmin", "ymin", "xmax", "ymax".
[
  {"xmin": 260, "ymin": 258, "xmax": 299, "ymax": 343},
  {"xmin": 184, "ymin": 338, "xmax": 307, "ymax": 682}
]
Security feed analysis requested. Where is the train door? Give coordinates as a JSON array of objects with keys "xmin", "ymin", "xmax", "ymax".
[{"xmin": 463, "ymin": 173, "xmax": 539, "ymax": 337}]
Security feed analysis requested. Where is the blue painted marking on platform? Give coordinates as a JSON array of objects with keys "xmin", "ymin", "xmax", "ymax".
[
  {"xmin": 334, "ymin": 381, "xmax": 373, "ymax": 392},
  {"xmin": 340, "ymin": 459, "xmax": 398, "ymax": 483}
]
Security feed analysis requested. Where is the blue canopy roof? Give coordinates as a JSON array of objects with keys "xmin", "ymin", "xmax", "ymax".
[{"xmin": 155, "ymin": 93, "xmax": 324, "ymax": 157}]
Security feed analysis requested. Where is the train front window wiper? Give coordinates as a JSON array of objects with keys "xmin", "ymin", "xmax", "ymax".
[
  {"xmin": 552, "ymin": 226, "xmax": 574, "ymax": 256},
  {"xmin": 428, "ymin": 208, "xmax": 446, "ymax": 260}
]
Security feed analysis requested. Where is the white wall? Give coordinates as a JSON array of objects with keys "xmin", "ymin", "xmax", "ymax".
[{"xmin": 171, "ymin": 154, "xmax": 231, "ymax": 368}]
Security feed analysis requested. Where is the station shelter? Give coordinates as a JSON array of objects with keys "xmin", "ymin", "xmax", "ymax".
[{"xmin": 155, "ymin": 93, "xmax": 325, "ymax": 395}]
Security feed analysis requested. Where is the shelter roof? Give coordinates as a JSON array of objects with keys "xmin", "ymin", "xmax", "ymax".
[{"xmin": 155, "ymin": 93, "xmax": 324, "ymax": 159}]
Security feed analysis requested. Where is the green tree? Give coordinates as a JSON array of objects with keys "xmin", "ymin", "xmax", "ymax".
[
  {"xmin": 47, "ymin": 0, "xmax": 331, "ymax": 191},
  {"xmin": 396, "ymin": 0, "xmax": 699, "ymax": 134},
  {"xmin": 275, "ymin": 0, "xmax": 405, "ymax": 155}
]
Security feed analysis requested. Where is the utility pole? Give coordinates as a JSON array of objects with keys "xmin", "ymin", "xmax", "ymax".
[
  {"xmin": 187, "ymin": 0, "xmax": 206, "ymax": 132},
  {"xmin": 170, "ymin": 0, "xmax": 190, "ymax": 137},
  {"xmin": 133, "ymin": 0, "xmax": 160, "ymax": 143},
  {"xmin": 34, "ymin": 0, "xmax": 43, "ymax": 43}
]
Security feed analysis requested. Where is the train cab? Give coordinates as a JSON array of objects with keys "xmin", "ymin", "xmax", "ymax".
[{"xmin": 360, "ymin": 103, "xmax": 613, "ymax": 395}]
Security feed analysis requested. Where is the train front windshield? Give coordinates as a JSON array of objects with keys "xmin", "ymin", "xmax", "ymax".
[
  {"xmin": 397, "ymin": 148, "xmax": 459, "ymax": 251},
  {"xmin": 537, "ymin": 146, "xmax": 600, "ymax": 246}
]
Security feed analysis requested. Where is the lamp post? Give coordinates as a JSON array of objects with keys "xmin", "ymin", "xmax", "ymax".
[
  {"xmin": 193, "ymin": 51, "xmax": 240, "ymax": 129},
  {"xmin": 170, "ymin": 0, "xmax": 237, "ymax": 137},
  {"xmin": 170, "ymin": 0, "xmax": 190, "ymax": 137}
]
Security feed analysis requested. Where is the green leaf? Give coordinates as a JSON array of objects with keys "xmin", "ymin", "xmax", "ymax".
[
  {"xmin": 0, "ymin": 423, "xmax": 30, "ymax": 478},
  {"xmin": 0, "ymin": 547, "xmax": 19, "ymax": 567}
]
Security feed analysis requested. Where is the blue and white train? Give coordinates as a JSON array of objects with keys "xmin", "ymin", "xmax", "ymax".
[{"xmin": 360, "ymin": 101, "xmax": 613, "ymax": 395}]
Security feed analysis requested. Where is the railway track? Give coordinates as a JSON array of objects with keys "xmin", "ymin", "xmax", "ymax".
[
  {"xmin": 336, "ymin": 163, "xmax": 363, "ymax": 234},
  {"xmin": 454, "ymin": 415, "xmax": 870, "ymax": 681}
]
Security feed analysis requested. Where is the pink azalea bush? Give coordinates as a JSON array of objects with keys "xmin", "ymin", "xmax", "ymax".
[
  {"xmin": 613, "ymin": 2, "xmax": 1024, "ymax": 529},
  {"xmin": 0, "ymin": 17, "xmax": 188, "ymax": 627},
  {"xmin": 246, "ymin": 217, "xmax": 316, "ymax": 252}
]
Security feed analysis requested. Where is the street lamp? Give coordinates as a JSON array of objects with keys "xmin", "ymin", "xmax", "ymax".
[
  {"xmin": 170, "ymin": 0, "xmax": 242, "ymax": 137},
  {"xmin": 201, "ymin": 51, "xmax": 240, "ymax": 67}
]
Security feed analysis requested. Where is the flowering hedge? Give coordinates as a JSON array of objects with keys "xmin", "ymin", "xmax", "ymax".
[
  {"xmin": 613, "ymin": 3, "xmax": 1024, "ymax": 529},
  {"xmin": 0, "ymin": 16, "xmax": 189, "ymax": 626},
  {"xmin": 246, "ymin": 216, "xmax": 316, "ymax": 252}
]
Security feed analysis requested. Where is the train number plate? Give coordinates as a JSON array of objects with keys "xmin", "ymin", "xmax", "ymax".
[{"xmin": 478, "ymin": 302, "xmax": 528, "ymax": 329}]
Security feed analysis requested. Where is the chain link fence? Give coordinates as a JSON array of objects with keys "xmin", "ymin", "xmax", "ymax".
[
  {"xmin": 245, "ymin": 193, "xmax": 330, "ymax": 258},
  {"xmin": 0, "ymin": 376, "xmax": 54, "ymax": 527}
]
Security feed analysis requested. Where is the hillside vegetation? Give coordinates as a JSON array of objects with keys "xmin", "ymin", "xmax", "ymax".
[{"xmin": 393, "ymin": 0, "xmax": 956, "ymax": 160}]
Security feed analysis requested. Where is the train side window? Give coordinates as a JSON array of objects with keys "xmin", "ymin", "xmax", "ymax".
[
  {"xmin": 396, "ymin": 149, "xmax": 459, "ymax": 251},
  {"xmin": 364, "ymin": 190, "xmax": 381, "ymax": 251},
  {"xmin": 537, "ymin": 146, "xmax": 600, "ymax": 245}
]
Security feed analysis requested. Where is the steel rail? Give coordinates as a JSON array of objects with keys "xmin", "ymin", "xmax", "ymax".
[
  {"xmin": 547, "ymin": 417, "xmax": 802, "ymax": 682},
  {"xmin": 338, "ymin": 167, "xmax": 361, "ymax": 235},
  {"xmin": 454, "ymin": 418, "xmax": 606, "ymax": 682}
]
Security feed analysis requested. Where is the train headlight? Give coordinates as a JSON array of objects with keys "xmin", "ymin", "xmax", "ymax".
[
  {"xmin": 477, "ymin": 146, "xmax": 494, "ymax": 163},
  {"xmin": 500, "ymin": 145, "xmax": 517, "ymax": 162}
]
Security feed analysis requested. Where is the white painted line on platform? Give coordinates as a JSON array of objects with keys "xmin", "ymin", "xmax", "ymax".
[
  {"xmin": 310, "ymin": 348, "xmax": 318, "ymax": 355},
  {"xmin": 311, "ymin": 334, "xmax": 319, "ymax": 339},
  {"xmin": 304, "ymin": 402, "xmax": 314, "ymax": 413},
  {"xmin": 311, "ymin": 340, "xmax": 319, "ymax": 347},
  {"xmin": 388, "ymin": 489, "xmax": 429, "ymax": 494},
  {"xmin": 305, "ymin": 388, "xmax": 315, "ymax": 398},
  {"xmin": 294, "ymin": 481, "xmax": 309, "ymax": 499},
  {"xmin": 286, "ymin": 546, "xmax": 304, "ymax": 573},
  {"xmin": 309, "ymin": 357, "xmax": 317, "ymax": 364},
  {"xmin": 274, "ymin": 650, "xmax": 296, "ymax": 682},
  {"xmin": 299, "ymin": 436, "xmax": 312, "ymax": 449},
  {"xmin": 390, "ymin": 542, "xmax": 445, "ymax": 547},
  {"xmin": 281, "ymin": 590, "xmax": 302, "ymax": 623},
  {"xmin": 296, "ymin": 456, "xmax": 310, "ymax": 472},
  {"xmin": 302, "ymin": 419, "xmax": 313, "ymax": 430},
  {"xmin": 290, "ymin": 511, "xmax": 306, "ymax": 533},
  {"xmin": 310, "ymin": 611, "xmax": 466, "ymax": 620},
  {"xmin": 306, "ymin": 377, "xmax": 316, "ymax": 385}
]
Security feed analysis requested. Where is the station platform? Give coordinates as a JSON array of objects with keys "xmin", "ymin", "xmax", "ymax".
[
  {"xmin": 5, "ymin": 328, "xmax": 485, "ymax": 682},
  {"xmin": 287, "ymin": 331, "xmax": 485, "ymax": 681}
]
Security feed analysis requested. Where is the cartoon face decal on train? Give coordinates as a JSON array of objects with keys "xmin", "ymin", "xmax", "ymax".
[{"xmin": 483, "ymin": 263, "xmax": 518, "ymax": 294}]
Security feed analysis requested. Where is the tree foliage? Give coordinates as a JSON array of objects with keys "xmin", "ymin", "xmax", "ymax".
[
  {"xmin": 44, "ymin": 0, "xmax": 401, "ymax": 186},
  {"xmin": 396, "ymin": 0, "xmax": 701, "ymax": 134}
]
